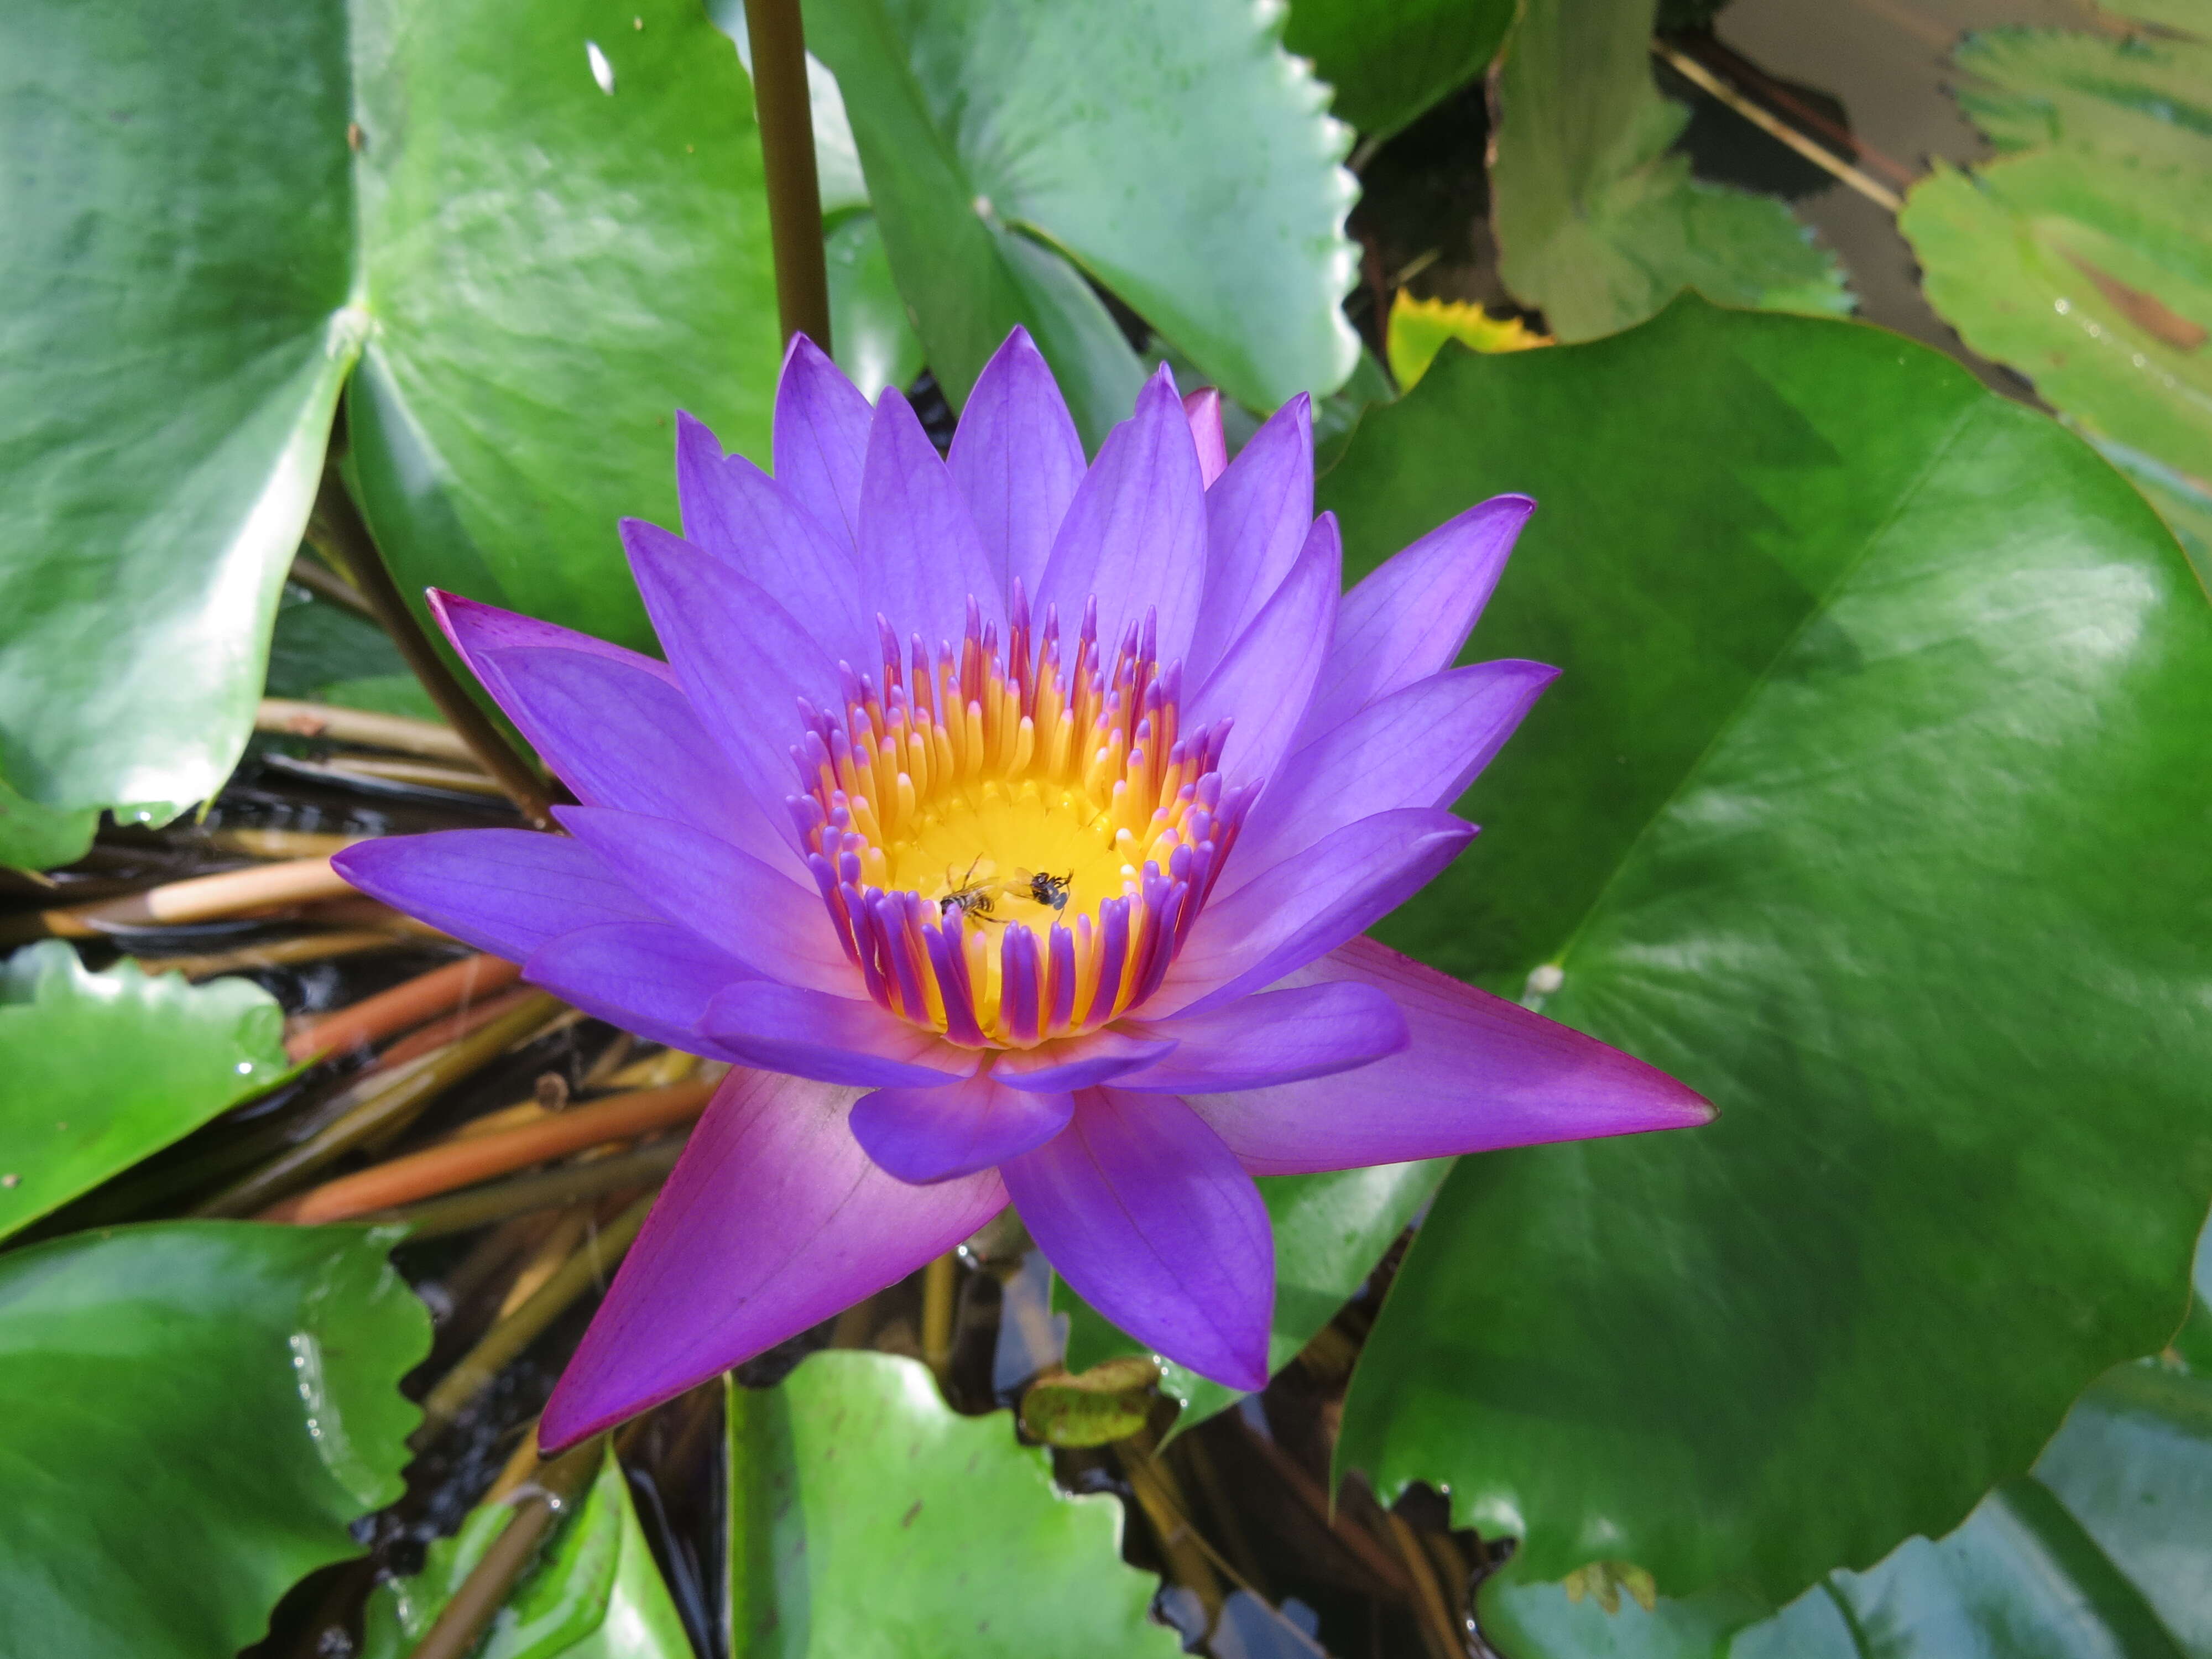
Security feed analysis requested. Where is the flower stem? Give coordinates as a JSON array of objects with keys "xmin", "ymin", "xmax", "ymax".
[
  {"xmin": 411, "ymin": 1188, "xmax": 658, "ymax": 1446},
  {"xmin": 305, "ymin": 466, "xmax": 555, "ymax": 828},
  {"xmin": 403, "ymin": 1436, "xmax": 605, "ymax": 1659},
  {"xmin": 921, "ymin": 1249, "xmax": 958, "ymax": 1379},
  {"xmin": 1383, "ymin": 1505, "xmax": 1465, "ymax": 1659},
  {"xmin": 263, "ymin": 1076, "xmax": 712, "ymax": 1223},
  {"xmin": 257, "ymin": 697, "xmax": 478, "ymax": 766},
  {"xmin": 743, "ymin": 0, "xmax": 832, "ymax": 351}
]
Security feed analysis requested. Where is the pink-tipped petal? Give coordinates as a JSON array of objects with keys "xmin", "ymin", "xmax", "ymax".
[
  {"xmin": 1186, "ymin": 393, "xmax": 1313, "ymax": 682},
  {"xmin": 1154, "ymin": 808, "xmax": 1478, "ymax": 1017},
  {"xmin": 859, "ymin": 389, "xmax": 1006, "ymax": 647},
  {"xmin": 1186, "ymin": 512, "xmax": 1339, "ymax": 787},
  {"xmin": 1228, "ymin": 660, "xmax": 1558, "ymax": 892},
  {"xmin": 1118, "ymin": 981, "xmax": 1408, "ymax": 1093},
  {"xmin": 701, "ymin": 980, "xmax": 979, "ymax": 1089},
  {"xmin": 1037, "ymin": 364, "xmax": 1208, "ymax": 671},
  {"xmin": 773, "ymin": 333, "xmax": 872, "ymax": 550},
  {"xmin": 950, "ymin": 327, "xmax": 1086, "ymax": 599},
  {"xmin": 478, "ymin": 644, "xmax": 793, "ymax": 874},
  {"xmin": 1182, "ymin": 388, "xmax": 1228, "ymax": 488},
  {"xmin": 1188, "ymin": 935, "xmax": 1715, "ymax": 1175},
  {"xmin": 541, "ymin": 1068, "xmax": 1006, "ymax": 1448},
  {"xmin": 622, "ymin": 518, "xmax": 836, "ymax": 840},
  {"xmin": 332, "ymin": 831, "xmax": 655, "ymax": 966},
  {"xmin": 675, "ymin": 412, "xmax": 872, "ymax": 666},
  {"xmin": 851, "ymin": 1072, "xmax": 1075, "ymax": 1185},
  {"xmin": 554, "ymin": 806, "xmax": 849, "ymax": 994},
  {"xmin": 1003, "ymin": 1088, "xmax": 1274, "ymax": 1391},
  {"xmin": 991, "ymin": 1029, "xmax": 1178, "ymax": 1093},
  {"xmin": 1304, "ymin": 493, "xmax": 1535, "ymax": 738},
  {"xmin": 523, "ymin": 921, "xmax": 756, "ymax": 1057}
]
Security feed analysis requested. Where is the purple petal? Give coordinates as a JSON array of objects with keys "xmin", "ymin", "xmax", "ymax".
[
  {"xmin": 1186, "ymin": 935, "xmax": 1715, "ymax": 1175},
  {"xmin": 701, "ymin": 980, "xmax": 978, "ymax": 1088},
  {"xmin": 622, "ymin": 518, "xmax": 834, "ymax": 840},
  {"xmin": 1186, "ymin": 512, "xmax": 1339, "ymax": 787},
  {"xmin": 542, "ymin": 1068, "xmax": 1006, "ymax": 1448},
  {"xmin": 1185, "ymin": 394, "xmax": 1313, "ymax": 683},
  {"xmin": 477, "ymin": 644, "xmax": 794, "ymax": 875},
  {"xmin": 859, "ymin": 389, "xmax": 1006, "ymax": 646},
  {"xmin": 991, "ymin": 1029, "xmax": 1178, "ymax": 1093},
  {"xmin": 1152, "ymin": 808, "xmax": 1477, "ymax": 1017},
  {"xmin": 1036, "ymin": 365, "xmax": 1208, "ymax": 671},
  {"xmin": 950, "ymin": 327, "xmax": 1086, "ymax": 599},
  {"xmin": 676, "ymin": 412, "xmax": 871, "ymax": 666},
  {"xmin": 333, "ymin": 831, "xmax": 655, "ymax": 964},
  {"xmin": 1227, "ymin": 660, "xmax": 1557, "ymax": 893},
  {"xmin": 1003, "ymin": 1088, "xmax": 1273, "ymax": 1390},
  {"xmin": 851, "ymin": 1072, "xmax": 1074, "ymax": 1184},
  {"xmin": 1183, "ymin": 388, "xmax": 1228, "ymax": 488},
  {"xmin": 523, "ymin": 920, "xmax": 755, "ymax": 1057},
  {"xmin": 1118, "ymin": 980, "xmax": 1407, "ymax": 1093},
  {"xmin": 1303, "ymin": 494, "xmax": 1535, "ymax": 738},
  {"xmin": 554, "ymin": 806, "xmax": 851, "ymax": 994},
  {"xmin": 772, "ymin": 333, "xmax": 872, "ymax": 550},
  {"xmin": 428, "ymin": 591, "xmax": 676, "ymax": 773}
]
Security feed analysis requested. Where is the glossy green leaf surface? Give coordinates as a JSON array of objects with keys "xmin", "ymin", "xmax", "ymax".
[
  {"xmin": 1323, "ymin": 298, "xmax": 2212, "ymax": 1600},
  {"xmin": 804, "ymin": 0, "xmax": 1359, "ymax": 441},
  {"xmin": 0, "ymin": 778, "xmax": 98, "ymax": 875},
  {"xmin": 362, "ymin": 1448, "xmax": 691, "ymax": 1659},
  {"xmin": 1282, "ymin": 0, "xmax": 1515, "ymax": 139},
  {"xmin": 0, "ymin": 941, "xmax": 288, "ymax": 1239},
  {"xmin": 1490, "ymin": 0, "xmax": 1848, "ymax": 341},
  {"xmin": 0, "ymin": 1222, "xmax": 429, "ymax": 1656},
  {"xmin": 827, "ymin": 213, "xmax": 927, "ymax": 403},
  {"xmin": 1481, "ymin": 1226, "xmax": 2212, "ymax": 1658},
  {"xmin": 266, "ymin": 580, "xmax": 440, "ymax": 719},
  {"xmin": 1060, "ymin": 1160, "xmax": 1450, "ymax": 1435},
  {"xmin": 729, "ymin": 1351, "xmax": 1177, "ymax": 1656},
  {"xmin": 348, "ymin": 0, "xmax": 782, "ymax": 657},
  {"xmin": 1900, "ymin": 29, "xmax": 2212, "ymax": 586},
  {"xmin": 0, "ymin": 0, "xmax": 361, "ymax": 836}
]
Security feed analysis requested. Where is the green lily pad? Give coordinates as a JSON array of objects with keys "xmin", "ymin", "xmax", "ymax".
[
  {"xmin": 1900, "ymin": 29, "xmax": 2212, "ymax": 586},
  {"xmin": 1321, "ymin": 296, "xmax": 2212, "ymax": 1601},
  {"xmin": 826, "ymin": 213, "xmax": 927, "ymax": 403},
  {"xmin": 1489, "ymin": 0, "xmax": 1848, "ymax": 342},
  {"xmin": 0, "ymin": 941, "xmax": 288, "ymax": 1240},
  {"xmin": 1480, "ymin": 1225, "xmax": 2212, "ymax": 1657},
  {"xmin": 0, "ymin": 1221, "xmax": 429, "ymax": 1656},
  {"xmin": 0, "ymin": 776, "xmax": 98, "ymax": 874},
  {"xmin": 1060, "ymin": 1160, "xmax": 1451, "ymax": 1437},
  {"xmin": 1283, "ymin": 0, "xmax": 1515, "ymax": 139},
  {"xmin": 4, "ymin": 0, "xmax": 780, "ymax": 838},
  {"xmin": 362, "ymin": 1447, "xmax": 691, "ymax": 1659},
  {"xmin": 0, "ymin": 0, "xmax": 362, "ymax": 839},
  {"xmin": 729, "ymin": 1350, "xmax": 1178, "ymax": 1656},
  {"xmin": 802, "ymin": 0, "xmax": 1360, "ymax": 441}
]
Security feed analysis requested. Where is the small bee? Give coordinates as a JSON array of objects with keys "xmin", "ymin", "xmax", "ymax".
[
  {"xmin": 1018, "ymin": 868, "xmax": 1075, "ymax": 914},
  {"xmin": 938, "ymin": 858, "xmax": 998, "ymax": 923}
]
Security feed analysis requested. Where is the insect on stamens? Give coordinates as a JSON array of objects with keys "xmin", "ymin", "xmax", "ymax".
[{"xmin": 938, "ymin": 858, "xmax": 999, "ymax": 923}]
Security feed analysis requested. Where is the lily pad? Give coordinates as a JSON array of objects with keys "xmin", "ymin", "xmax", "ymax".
[
  {"xmin": 1480, "ymin": 1224, "xmax": 2212, "ymax": 1657},
  {"xmin": 362, "ymin": 1447, "xmax": 692, "ymax": 1659},
  {"xmin": 802, "ymin": 0, "xmax": 1360, "ymax": 441},
  {"xmin": 0, "ymin": 941, "xmax": 288, "ymax": 1239},
  {"xmin": 0, "ymin": 1221, "xmax": 429, "ymax": 1656},
  {"xmin": 1489, "ymin": 0, "xmax": 1849, "ymax": 341},
  {"xmin": 1322, "ymin": 296, "xmax": 2212, "ymax": 1600},
  {"xmin": 1900, "ymin": 28, "xmax": 2212, "ymax": 585},
  {"xmin": 729, "ymin": 1350, "xmax": 1178, "ymax": 1656},
  {"xmin": 4, "ymin": 0, "xmax": 781, "ymax": 839},
  {"xmin": 1282, "ymin": 0, "xmax": 1515, "ymax": 139},
  {"xmin": 1060, "ymin": 1160, "xmax": 1451, "ymax": 1437},
  {"xmin": 826, "ymin": 213, "xmax": 927, "ymax": 403}
]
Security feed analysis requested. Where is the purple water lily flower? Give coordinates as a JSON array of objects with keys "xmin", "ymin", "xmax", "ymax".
[{"xmin": 335, "ymin": 330, "xmax": 1712, "ymax": 1448}]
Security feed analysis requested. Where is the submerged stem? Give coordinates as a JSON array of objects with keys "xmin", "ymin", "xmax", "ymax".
[{"xmin": 404, "ymin": 1436, "xmax": 604, "ymax": 1659}]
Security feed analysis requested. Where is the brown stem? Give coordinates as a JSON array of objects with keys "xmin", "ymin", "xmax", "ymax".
[
  {"xmin": 286, "ymin": 549, "xmax": 379, "ymax": 620},
  {"xmin": 133, "ymin": 929, "xmax": 401, "ymax": 982},
  {"xmin": 921, "ymin": 1249, "xmax": 958, "ymax": 1380},
  {"xmin": 404, "ymin": 1437, "xmax": 604, "ymax": 1659},
  {"xmin": 6, "ymin": 856, "xmax": 354, "ymax": 944},
  {"xmin": 305, "ymin": 468, "xmax": 554, "ymax": 827},
  {"xmin": 285, "ymin": 952, "xmax": 520, "ymax": 1064},
  {"xmin": 257, "ymin": 697, "xmax": 477, "ymax": 766},
  {"xmin": 1384, "ymin": 1506, "xmax": 1467, "ymax": 1659},
  {"xmin": 744, "ymin": 0, "xmax": 833, "ymax": 351}
]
